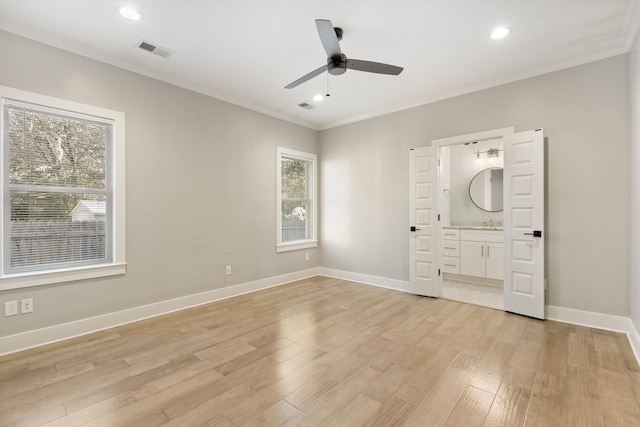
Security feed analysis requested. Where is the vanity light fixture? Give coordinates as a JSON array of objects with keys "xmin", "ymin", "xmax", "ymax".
[
  {"xmin": 120, "ymin": 7, "xmax": 142, "ymax": 21},
  {"xmin": 475, "ymin": 148, "xmax": 502, "ymax": 164},
  {"xmin": 487, "ymin": 148, "xmax": 500, "ymax": 163}
]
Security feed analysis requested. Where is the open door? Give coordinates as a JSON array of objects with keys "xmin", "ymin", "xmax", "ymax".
[
  {"xmin": 503, "ymin": 129, "xmax": 545, "ymax": 319},
  {"xmin": 409, "ymin": 147, "xmax": 440, "ymax": 297}
]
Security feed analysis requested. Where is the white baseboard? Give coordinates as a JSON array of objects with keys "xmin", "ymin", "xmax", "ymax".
[
  {"xmin": 547, "ymin": 305, "xmax": 640, "ymax": 365},
  {"xmin": 0, "ymin": 267, "xmax": 320, "ymax": 356},
  {"xmin": 317, "ymin": 267, "xmax": 410, "ymax": 292}
]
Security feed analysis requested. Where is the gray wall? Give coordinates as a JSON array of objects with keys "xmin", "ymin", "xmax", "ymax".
[
  {"xmin": 320, "ymin": 54, "xmax": 630, "ymax": 317},
  {"xmin": 0, "ymin": 31, "xmax": 318, "ymax": 337},
  {"xmin": 631, "ymin": 30, "xmax": 640, "ymax": 332}
]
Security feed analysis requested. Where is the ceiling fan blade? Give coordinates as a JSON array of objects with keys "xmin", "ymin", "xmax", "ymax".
[
  {"xmin": 315, "ymin": 19, "xmax": 341, "ymax": 57},
  {"xmin": 285, "ymin": 64, "xmax": 329, "ymax": 89},
  {"xmin": 346, "ymin": 59, "xmax": 403, "ymax": 75}
]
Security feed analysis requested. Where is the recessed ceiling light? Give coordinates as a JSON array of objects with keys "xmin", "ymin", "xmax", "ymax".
[
  {"xmin": 313, "ymin": 94, "xmax": 324, "ymax": 102},
  {"xmin": 490, "ymin": 26, "xmax": 510, "ymax": 40},
  {"xmin": 120, "ymin": 7, "xmax": 142, "ymax": 21}
]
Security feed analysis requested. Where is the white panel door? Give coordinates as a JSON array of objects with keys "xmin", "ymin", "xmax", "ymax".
[
  {"xmin": 409, "ymin": 147, "xmax": 440, "ymax": 297},
  {"xmin": 503, "ymin": 129, "xmax": 545, "ymax": 319}
]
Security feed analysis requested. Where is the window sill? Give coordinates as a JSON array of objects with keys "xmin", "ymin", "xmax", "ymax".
[
  {"xmin": 0, "ymin": 263, "xmax": 127, "ymax": 291},
  {"xmin": 276, "ymin": 240, "xmax": 318, "ymax": 253}
]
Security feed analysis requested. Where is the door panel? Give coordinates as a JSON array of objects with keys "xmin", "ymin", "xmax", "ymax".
[
  {"xmin": 409, "ymin": 147, "xmax": 440, "ymax": 296},
  {"xmin": 503, "ymin": 129, "xmax": 545, "ymax": 319}
]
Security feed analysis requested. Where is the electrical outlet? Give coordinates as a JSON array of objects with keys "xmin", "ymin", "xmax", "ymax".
[
  {"xmin": 4, "ymin": 301, "xmax": 18, "ymax": 317},
  {"xmin": 225, "ymin": 265, "xmax": 231, "ymax": 275},
  {"xmin": 21, "ymin": 298, "xmax": 33, "ymax": 314},
  {"xmin": 305, "ymin": 252, "xmax": 310, "ymax": 261}
]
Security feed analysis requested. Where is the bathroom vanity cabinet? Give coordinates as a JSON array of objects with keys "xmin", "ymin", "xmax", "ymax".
[
  {"xmin": 459, "ymin": 230, "xmax": 504, "ymax": 280},
  {"xmin": 441, "ymin": 228, "xmax": 504, "ymax": 280}
]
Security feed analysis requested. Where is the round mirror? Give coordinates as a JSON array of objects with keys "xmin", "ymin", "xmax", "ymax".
[{"xmin": 469, "ymin": 167, "xmax": 503, "ymax": 212}]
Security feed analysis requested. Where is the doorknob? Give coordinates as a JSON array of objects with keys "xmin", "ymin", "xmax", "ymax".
[
  {"xmin": 410, "ymin": 226, "xmax": 421, "ymax": 232},
  {"xmin": 523, "ymin": 230, "xmax": 542, "ymax": 237}
]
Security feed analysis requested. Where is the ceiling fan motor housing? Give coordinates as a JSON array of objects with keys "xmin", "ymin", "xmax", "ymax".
[{"xmin": 328, "ymin": 54, "xmax": 347, "ymax": 75}]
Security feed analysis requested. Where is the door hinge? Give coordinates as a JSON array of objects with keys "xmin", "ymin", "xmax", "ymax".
[
  {"xmin": 438, "ymin": 268, "xmax": 441, "ymax": 277},
  {"xmin": 438, "ymin": 214, "xmax": 440, "ymax": 221},
  {"xmin": 438, "ymin": 159, "xmax": 441, "ymax": 167}
]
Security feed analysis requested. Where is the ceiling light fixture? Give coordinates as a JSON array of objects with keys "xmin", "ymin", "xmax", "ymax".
[
  {"xmin": 120, "ymin": 7, "xmax": 142, "ymax": 21},
  {"xmin": 490, "ymin": 26, "xmax": 510, "ymax": 40},
  {"xmin": 313, "ymin": 94, "xmax": 324, "ymax": 102}
]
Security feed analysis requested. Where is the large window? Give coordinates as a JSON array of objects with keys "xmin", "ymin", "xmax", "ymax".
[
  {"xmin": 1, "ymin": 86, "xmax": 125, "ymax": 290},
  {"xmin": 276, "ymin": 147, "xmax": 317, "ymax": 252}
]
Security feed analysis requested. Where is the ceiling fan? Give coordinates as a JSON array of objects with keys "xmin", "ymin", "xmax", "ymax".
[{"xmin": 285, "ymin": 19, "xmax": 404, "ymax": 89}]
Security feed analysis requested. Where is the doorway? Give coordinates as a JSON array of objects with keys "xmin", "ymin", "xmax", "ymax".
[{"xmin": 409, "ymin": 127, "xmax": 546, "ymax": 319}]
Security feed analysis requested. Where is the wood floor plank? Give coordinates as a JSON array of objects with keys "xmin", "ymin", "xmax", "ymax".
[
  {"xmin": 324, "ymin": 393, "xmax": 382, "ymax": 426},
  {"xmin": 367, "ymin": 396, "xmax": 415, "ymax": 427},
  {"xmin": 392, "ymin": 345, "xmax": 461, "ymax": 406},
  {"xmin": 563, "ymin": 365, "xmax": 605, "ymax": 426},
  {"xmin": 0, "ymin": 277, "xmax": 638, "ymax": 427},
  {"xmin": 160, "ymin": 383, "xmax": 256, "ymax": 426},
  {"xmin": 444, "ymin": 385, "xmax": 494, "ymax": 427},
  {"xmin": 597, "ymin": 366, "xmax": 640, "ymax": 426},
  {"xmin": 469, "ymin": 341, "xmax": 517, "ymax": 394},
  {"xmin": 404, "ymin": 366, "xmax": 473, "ymax": 426},
  {"xmin": 238, "ymin": 399, "xmax": 299, "ymax": 427},
  {"xmin": 568, "ymin": 330, "xmax": 597, "ymax": 370},
  {"xmin": 593, "ymin": 331, "xmax": 633, "ymax": 372},
  {"xmin": 43, "ymin": 392, "xmax": 137, "ymax": 427},
  {"xmin": 281, "ymin": 365, "xmax": 381, "ymax": 426},
  {"xmin": 523, "ymin": 371, "xmax": 567, "ymax": 426},
  {"xmin": 483, "ymin": 382, "xmax": 531, "ymax": 427},
  {"xmin": 536, "ymin": 321, "xmax": 570, "ymax": 377},
  {"xmin": 79, "ymin": 368, "xmax": 224, "ymax": 426},
  {"xmin": 616, "ymin": 332, "xmax": 640, "ymax": 372}
]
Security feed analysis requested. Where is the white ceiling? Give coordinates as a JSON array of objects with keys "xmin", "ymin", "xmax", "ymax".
[{"xmin": 1, "ymin": 0, "xmax": 639, "ymax": 130}]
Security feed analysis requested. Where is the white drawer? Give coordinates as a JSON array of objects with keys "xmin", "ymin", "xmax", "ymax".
[
  {"xmin": 441, "ymin": 240, "xmax": 460, "ymax": 257},
  {"xmin": 460, "ymin": 229, "xmax": 503, "ymax": 243},
  {"xmin": 441, "ymin": 229, "xmax": 459, "ymax": 240},
  {"xmin": 442, "ymin": 256, "xmax": 460, "ymax": 274}
]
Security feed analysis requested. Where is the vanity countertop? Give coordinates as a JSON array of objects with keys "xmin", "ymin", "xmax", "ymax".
[{"xmin": 443, "ymin": 225, "xmax": 503, "ymax": 231}]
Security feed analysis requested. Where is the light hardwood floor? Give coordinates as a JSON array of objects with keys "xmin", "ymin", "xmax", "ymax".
[{"xmin": 1, "ymin": 276, "xmax": 639, "ymax": 426}]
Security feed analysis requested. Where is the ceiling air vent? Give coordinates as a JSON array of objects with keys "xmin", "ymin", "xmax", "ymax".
[
  {"xmin": 298, "ymin": 102, "xmax": 314, "ymax": 110},
  {"xmin": 137, "ymin": 40, "xmax": 173, "ymax": 59}
]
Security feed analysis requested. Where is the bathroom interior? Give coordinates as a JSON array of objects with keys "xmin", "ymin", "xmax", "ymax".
[{"xmin": 439, "ymin": 138, "xmax": 505, "ymax": 310}]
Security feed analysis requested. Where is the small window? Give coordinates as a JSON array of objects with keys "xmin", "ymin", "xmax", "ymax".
[
  {"xmin": 0, "ymin": 86, "xmax": 126, "ymax": 290},
  {"xmin": 276, "ymin": 147, "xmax": 317, "ymax": 252}
]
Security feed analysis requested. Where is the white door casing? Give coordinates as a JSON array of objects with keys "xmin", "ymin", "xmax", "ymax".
[
  {"xmin": 503, "ymin": 129, "xmax": 545, "ymax": 319},
  {"xmin": 409, "ymin": 147, "xmax": 440, "ymax": 297}
]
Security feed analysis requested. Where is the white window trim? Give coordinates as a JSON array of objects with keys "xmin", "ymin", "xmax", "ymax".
[
  {"xmin": 276, "ymin": 147, "xmax": 317, "ymax": 253},
  {"xmin": 0, "ymin": 86, "xmax": 126, "ymax": 290}
]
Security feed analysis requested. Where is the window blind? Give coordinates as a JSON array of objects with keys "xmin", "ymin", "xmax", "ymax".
[{"xmin": 3, "ymin": 100, "xmax": 113, "ymax": 273}]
